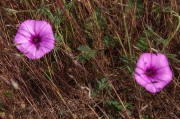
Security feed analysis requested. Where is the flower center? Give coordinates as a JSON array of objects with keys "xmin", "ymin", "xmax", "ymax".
[
  {"xmin": 32, "ymin": 36, "xmax": 41, "ymax": 50},
  {"xmin": 33, "ymin": 37, "xmax": 40, "ymax": 44},
  {"xmin": 145, "ymin": 68, "xmax": 156, "ymax": 77}
]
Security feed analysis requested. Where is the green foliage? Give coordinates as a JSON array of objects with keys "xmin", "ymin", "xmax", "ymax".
[
  {"xmin": 145, "ymin": 25, "xmax": 167, "ymax": 46},
  {"xmin": 91, "ymin": 78, "xmax": 111, "ymax": 97},
  {"xmin": 163, "ymin": 11, "xmax": 180, "ymax": 52},
  {"xmin": 4, "ymin": 90, "xmax": 13, "ymax": 98},
  {"xmin": 85, "ymin": 9, "xmax": 107, "ymax": 31},
  {"xmin": 77, "ymin": 45, "xmax": 91, "ymax": 52},
  {"xmin": 120, "ymin": 55, "xmax": 137, "ymax": 73},
  {"xmin": 120, "ymin": 55, "xmax": 131, "ymax": 64},
  {"xmin": 44, "ymin": 69, "xmax": 53, "ymax": 81},
  {"xmin": 76, "ymin": 45, "xmax": 97, "ymax": 63},
  {"xmin": 143, "ymin": 115, "xmax": 155, "ymax": 119},
  {"xmin": 136, "ymin": 37, "xmax": 149, "ymax": 51},
  {"xmin": 59, "ymin": 109, "xmax": 64, "ymax": 119},
  {"xmin": 36, "ymin": 1, "xmax": 74, "ymax": 25},
  {"xmin": 52, "ymin": 8, "xmax": 64, "ymax": 26},
  {"xmin": 36, "ymin": 4, "xmax": 64, "ymax": 27},
  {"xmin": 19, "ymin": 0, "xmax": 23, "ymax": 3},
  {"xmin": 136, "ymin": 25, "xmax": 167, "ymax": 51},
  {"xmin": 55, "ymin": 33, "xmax": 63, "ymax": 43},
  {"xmin": 128, "ymin": 0, "xmax": 144, "ymax": 18},
  {"xmin": 36, "ymin": 4, "xmax": 53, "ymax": 19},
  {"xmin": 105, "ymin": 100, "xmax": 132, "ymax": 114},
  {"xmin": 166, "ymin": 54, "xmax": 180, "ymax": 63},
  {"xmin": 86, "ymin": 36, "xmax": 93, "ymax": 48},
  {"xmin": 3, "ymin": 8, "xmax": 19, "ymax": 14},
  {"xmin": 54, "ymin": 33, "xmax": 63, "ymax": 51},
  {"xmin": 64, "ymin": 1, "xmax": 74, "ymax": 11},
  {"xmin": 103, "ymin": 35, "xmax": 116, "ymax": 48},
  {"xmin": 95, "ymin": 10, "xmax": 107, "ymax": 30}
]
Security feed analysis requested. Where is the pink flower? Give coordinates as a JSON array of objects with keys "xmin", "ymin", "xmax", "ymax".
[
  {"xmin": 14, "ymin": 20, "xmax": 55, "ymax": 59},
  {"xmin": 134, "ymin": 53, "xmax": 173, "ymax": 93}
]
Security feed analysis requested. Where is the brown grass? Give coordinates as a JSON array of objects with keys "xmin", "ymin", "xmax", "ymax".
[{"xmin": 0, "ymin": 0, "xmax": 180, "ymax": 119}]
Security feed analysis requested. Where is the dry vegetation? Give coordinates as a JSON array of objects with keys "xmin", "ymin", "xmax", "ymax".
[{"xmin": 0, "ymin": 0, "xmax": 180, "ymax": 119}]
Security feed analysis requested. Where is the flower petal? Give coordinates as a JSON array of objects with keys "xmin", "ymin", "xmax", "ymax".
[
  {"xmin": 34, "ymin": 20, "xmax": 54, "ymax": 37},
  {"xmin": 14, "ymin": 20, "xmax": 37, "ymax": 45},
  {"xmin": 14, "ymin": 33, "xmax": 31, "ymax": 44},
  {"xmin": 155, "ymin": 73, "xmax": 172, "ymax": 85},
  {"xmin": 150, "ymin": 53, "xmax": 170, "ymax": 70},
  {"xmin": 40, "ymin": 34, "xmax": 55, "ymax": 45},
  {"xmin": 40, "ymin": 40, "xmax": 54, "ymax": 50},
  {"xmin": 145, "ymin": 77, "xmax": 170, "ymax": 93},
  {"xmin": 17, "ymin": 20, "xmax": 36, "ymax": 36},
  {"xmin": 34, "ymin": 47, "xmax": 46, "ymax": 59},
  {"xmin": 134, "ymin": 68, "xmax": 148, "ymax": 86},
  {"xmin": 25, "ymin": 45, "xmax": 37, "ymax": 59},
  {"xmin": 16, "ymin": 43, "xmax": 32, "ymax": 53},
  {"xmin": 145, "ymin": 82, "xmax": 163, "ymax": 93},
  {"xmin": 156, "ymin": 66, "xmax": 172, "ymax": 78},
  {"xmin": 136, "ymin": 53, "xmax": 152, "ymax": 70}
]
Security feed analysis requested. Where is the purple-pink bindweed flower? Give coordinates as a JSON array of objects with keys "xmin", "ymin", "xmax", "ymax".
[
  {"xmin": 134, "ymin": 53, "xmax": 172, "ymax": 93},
  {"xmin": 14, "ymin": 20, "xmax": 55, "ymax": 59}
]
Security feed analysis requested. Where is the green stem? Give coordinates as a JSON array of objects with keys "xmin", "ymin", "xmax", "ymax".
[
  {"xmin": 162, "ymin": 11, "xmax": 180, "ymax": 52},
  {"xmin": 122, "ymin": 14, "xmax": 132, "ymax": 62},
  {"xmin": 115, "ymin": 32, "xmax": 128, "ymax": 57}
]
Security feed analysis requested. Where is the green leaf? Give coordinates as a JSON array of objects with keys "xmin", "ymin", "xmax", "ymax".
[
  {"xmin": 103, "ymin": 35, "xmax": 116, "ymax": 48},
  {"xmin": 4, "ymin": 90, "xmax": 13, "ymax": 98},
  {"xmin": 128, "ymin": 0, "xmax": 144, "ymax": 18},
  {"xmin": 54, "ymin": 33, "xmax": 63, "ymax": 51},
  {"xmin": 20, "ymin": 0, "xmax": 23, "ymax": 3},
  {"xmin": 36, "ymin": 4, "xmax": 53, "ymax": 19},
  {"xmin": 136, "ymin": 37, "xmax": 149, "ymax": 51},
  {"xmin": 77, "ymin": 45, "xmax": 90, "ymax": 52},
  {"xmin": 77, "ymin": 50, "xmax": 97, "ymax": 63},
  {"xmin": 166, "ymin": 54, "xmax": 180, "ymax": 63},
  {"xmin": 119, "ymin": 55, "xmax": 135, "ymax": 73},
  {"xmin": 91, "ymin": 78, "xmax": 110, "ymax": 97},
  {"xmin": 55, "ymin": 33, "xmax": 63, "ymax": 43},
  {"xmin": 76, "ymin": 45, "xmax": 97, "ymax": 62},
  {"xmin": 120, "ymin": 55, "xmax": 131, "ymax": 63},
  {"xmin": 136, "ymin": 25, "xmax": 167, "ymax": 51},
  {"xmin": 65, "ymin": 1, "xmax": 74, "ymax": 10},
  {"xmin": 105, "ymin": 100, "xmax": 132, "ymax": 113},
  {"xmin": 145, "ymin": 25, "xmax": 167, "ymax": 46},
  {"xmin": 53, "ymin": 8, "xmax": 64, "ymax": 26}
]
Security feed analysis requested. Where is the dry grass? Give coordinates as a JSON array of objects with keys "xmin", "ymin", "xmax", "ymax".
[{"xmin": 0, "ymin": 0, "xmax": 180, "ymax": 119}]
